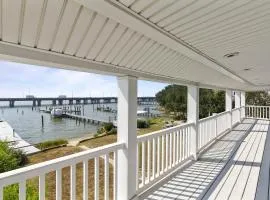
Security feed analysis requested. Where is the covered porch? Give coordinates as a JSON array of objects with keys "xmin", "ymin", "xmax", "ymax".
[{"xmin": 1, "ymin": 0, "xmax": 270, "ymax": 200}]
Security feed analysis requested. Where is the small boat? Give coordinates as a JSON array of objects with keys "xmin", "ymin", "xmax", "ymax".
[{"xmin": 51, "ymin": 108, "xmax": 63, "ymax": 117}]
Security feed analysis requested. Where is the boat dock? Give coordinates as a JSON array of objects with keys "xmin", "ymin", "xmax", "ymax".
[
  {"xmin": 63, "ymin": 113, "xmax": 113, "ymax": 125},
  {"xmin": 0, "ymin": 121, "xmax": 40, "ymax": 155}
]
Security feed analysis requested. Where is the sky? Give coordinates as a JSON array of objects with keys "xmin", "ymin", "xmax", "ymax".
[{"xmin": 0, "ymin": 61, "xmax": 168, "ymax": 98}]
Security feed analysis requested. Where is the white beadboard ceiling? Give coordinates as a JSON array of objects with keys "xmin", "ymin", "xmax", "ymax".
[{"xmin": 0, "ymin": 0, "xmax": 269, "ymax": 91}]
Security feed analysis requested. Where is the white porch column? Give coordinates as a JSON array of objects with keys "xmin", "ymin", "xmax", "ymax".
[
  {"xmin": 226, "ymin": 89, "xmax": 232, "ymax": 129},
  {"xmin": 235, "ymin": 91, "xmax": 241, "ymax": 122},
  {"xmin": 117, "ymin": 75, "xmax": 137, "ymax": 200},
  {"xmin": 235, "ymin": 91, "xmax": 241, "ymax": 108},
  {"xmin": 241, "ymin": 91, "xmax": 246, "ymax": 118},
  {"xmin": 187, "ymin": 86, "xmax": 199, "ymax": 160}
]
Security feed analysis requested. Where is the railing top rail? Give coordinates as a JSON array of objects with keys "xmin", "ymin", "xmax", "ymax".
[
  {"xmin": 0, "ymin": 142, "xmax": 124, "ymax": 186},
  {"xmin": 137, "ymin": 122, "xmax": 194, "ymax": 142},
  {"xmin": 246, "ymin": 105, "xmax": 270, "ymax": 107},
  {"xmin": 232, "ymin": 107, "xmax": 241, "ymax": 111},
  {"xmin": 199, "ymin": 111, "xmax": 230, "ymax": 123}
]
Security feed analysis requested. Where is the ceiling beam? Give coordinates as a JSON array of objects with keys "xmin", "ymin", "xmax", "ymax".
[{"xmin": 0, "ymin": 41, "xmax": 200, "ymax": 87}]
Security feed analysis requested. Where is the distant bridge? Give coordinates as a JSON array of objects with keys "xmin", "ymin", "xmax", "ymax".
[{"xmin": 0, "ymin": 97, "xmax": 156, "ymax": 107}]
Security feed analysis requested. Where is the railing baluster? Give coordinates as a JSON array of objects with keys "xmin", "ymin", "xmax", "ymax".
[
  {"xmin": 104, "ymin": 154, "xmax": 109, "ymax": 200},
  {"xmin": 187, "ymin": 127, "xmax": 190, "ymax": 156},
  {"xmin": 165, "ymin": 134, "xmax": 168, "ymax": 171},
  {"xmin": 83, "ymin": 160, "xmax": 88, "ymax": 200},
  {"xmin": 141, "ymin": 142, "xmax": 145, "ymax": 185},
  {"xmin": 95, "ymin": 157, "xmax": 99, "ymax": 200},
  {"xmin": 157, "ymin": 136, "xmax": 160, "ymax": 175},
  {"xmin": 179, "ymin": 129, "xmax": 182, "ymax": 161},
  {"xmin": 56, "ymin": 169, "xmax": 62, "ymax": 200},
  {"xmin": 169, "ymin": 133, "xmax": 172, "ymax": 169},
  {"xmin": 19, "ymin": 180, "xmax": 26, "ymax": 200},
  {"xmin": 152, "ymin": 138, "xmax": 156, "ymax": 179},
  {"xmin": 172, "ymin": 132, "xmax": 175, "ymax": 166},
  {"xmin": 71, "ymin": 164, "xmax": 76, "ymax": 200},
  {"xmin": 161, "ymin": 135, "xmax": 165, "ymax": 173},
  {"xmin": 147, "ymin": 140, "xmax": 151, "ymax": 182},
  {"xmin": 114, "ymin": 151, "xmax": 118, "ymax": 200},
  {"xmin": 176, "ymin": 131, "xmax": 179, "ymax": 164},
  {"xmin": 183, "ymin": 129, "xmax": 186, "ymax": 158},
  {"xmin": 39, "ymin": 174, "xmax": 45, "ymax": 200},
  {"xmin": 136, "ymin": 144, "xmax": 139, "ymax": 190}
]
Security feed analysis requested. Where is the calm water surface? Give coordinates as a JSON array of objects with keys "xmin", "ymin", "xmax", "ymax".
[{"xmin": 0, "ymin": 103, "xmax": 158, "ymax": 144}]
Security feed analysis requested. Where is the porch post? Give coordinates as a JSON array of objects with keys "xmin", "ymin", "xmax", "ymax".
[
  {"xmin": 235, "ymin": 91, "xmax": 240, "ymax": 108},
  {"xmin": 117, "ymin": 75, "xmax": 137, "ymax": 200},
  {"xmin": 226, "ymin": 89, "xmax": 232, "ymax": 129},
  {"xmin": 241, "ymin": 91, "xmax": 246, "ymax": 119},
  {"xmin": 187, "ymin": 85, "xmax": 199, "ymax": 160},
  {"xmin": 235, "ymin": 91, "xmax": 241, "ymax": 122}
]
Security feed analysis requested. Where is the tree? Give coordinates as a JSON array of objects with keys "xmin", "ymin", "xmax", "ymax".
[
  {"xmin": 155, "ymin": 85, "xmax": 225, "ymax": 119},
  {"xmin": 156, "ymin": 85, "xmax": 187, "ymax": 119},
  {"xmin": 246, "ymin": 91, "xmax": 270, "ymax": 106}
]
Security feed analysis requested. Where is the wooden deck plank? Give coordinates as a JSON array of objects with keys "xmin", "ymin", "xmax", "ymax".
[
  {"xmin": 242, "ymin": 126, "xmax": 267, "ymax": 200},
  {"xmin": 202, "ymin": 120, "xmax": 269, "ymax": 200},
  {"xmin": 254, "ymin": 120, "xmax": 270, "ymax": 200},
  {"xmin": 228, "ymin": 130, "xmax": 263, "ymax": 199},
  {"xmin": 204, "ymin": 124, "xmax": 258, "ymax": 200}
]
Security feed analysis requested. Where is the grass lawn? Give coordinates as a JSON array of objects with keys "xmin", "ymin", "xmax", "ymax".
[{"xmin": 81, "ymin": 117, "xmax": 170, "ymax": 148}]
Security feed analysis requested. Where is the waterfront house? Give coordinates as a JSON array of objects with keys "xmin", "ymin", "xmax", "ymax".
[{"xmin": 0, "ymin": 0, "xmax": 270, "ymax": 199}]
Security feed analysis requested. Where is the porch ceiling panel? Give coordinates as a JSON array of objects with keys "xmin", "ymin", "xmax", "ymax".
[
  {"xmin": 0, "ymin": 0, "xmax": 261, "ymax": 90},
  {"xmin": 116, "ymin": 0, "xmax": 270, "ymax": 89}
]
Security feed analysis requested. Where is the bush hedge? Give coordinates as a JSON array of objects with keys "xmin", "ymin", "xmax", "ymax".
[
  {"xmin": 0, "ymin": 141, "xmax": 28, "ymax": 173},
  {"xmin": 35, "ymin": 139, "xmax": 68, "ymax": 150},
  {"xmin": 137, "ymin": 119, "xmax": 150, "ymax": 129}
]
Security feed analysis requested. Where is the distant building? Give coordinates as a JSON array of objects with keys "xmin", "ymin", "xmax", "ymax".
[{"xmin": 58, "ymin": 95, "xmax": 67, "ymax": 98}]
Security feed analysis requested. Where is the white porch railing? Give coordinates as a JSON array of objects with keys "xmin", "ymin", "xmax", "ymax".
[
  {"xmin": 136, "ymin": 122, "xmax": 194, "ymax": 192},
  {"xmin": 0, "ymin": 107, "xmax": 248, "ymax": 199},
  {"xmin": 246, "ymin": 105, "xmax": 270, "ymax": 119},
  {"xmin": 232, "ymin": 107, "xmax": 241, "ymax": 125},
  {"xmin": 0, "ymin": 142, "xmax": 124, "ymax": 200},
  {"xmin": 198, "ymin": 111, "xmax": 230, "ymax": 150}
]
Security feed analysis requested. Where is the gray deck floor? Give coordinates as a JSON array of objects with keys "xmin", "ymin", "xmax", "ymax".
[{"xmin": 140, "ymin": 118, "xmax": 270, "ymax": 200}]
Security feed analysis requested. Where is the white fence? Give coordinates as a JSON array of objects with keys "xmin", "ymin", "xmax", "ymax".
[
  {"xmin": 136, "ymin": 122, "xmax": 193, "ymax": 191},
  {"xmin": 198, "ymin": 111, "xmax": 230, "ymax": 150},
  {"xmin": 246, "ymin": 105, "xmax": 270, "ymax": 119},
  {"xmin": 0, "ymin": 142, "xmax": 124, "ymax": 200}
]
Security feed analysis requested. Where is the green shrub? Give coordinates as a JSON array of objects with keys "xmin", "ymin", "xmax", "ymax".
[
  {"xmin": 173, "ymin": 113, "xmax": 186, "ymax": 121},
  {"xmin": 96, "ymin": 122, "xmax": 115, "ymax": 136},
  {"xmin": 103, "ymin": 122, "xmax": 114, "ymax": 132},
  {"xmin": 4, "ymin": 181, "xmax": 39, "ymax": 200},
  {"xmin": 137, "ymin": 119, "xmax": 150, "ymax": 129},
  {"xmin": 0, "ymin": 141, "xmax": 28, "ymax": 173},
  {"xmin": 107, "ymin": 127, "xmax": 117, "ymax": 135},
  {"xmin": 35, "ymin": 139, "xmax": 67, "ymax": 150}
]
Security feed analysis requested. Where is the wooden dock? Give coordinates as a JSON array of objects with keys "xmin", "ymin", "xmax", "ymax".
[
  {"xmin": 0, "ymin": 121, "xmax": 40, "ymax": 155},
  {"xmin": 63, "ymin": 113, "xmax": 113, "ymax": 125}
]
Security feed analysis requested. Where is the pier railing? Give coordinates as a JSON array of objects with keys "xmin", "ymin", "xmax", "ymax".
[{"xmin": 0, "ymin": 142, "xmax": 124, "ymax": 200}]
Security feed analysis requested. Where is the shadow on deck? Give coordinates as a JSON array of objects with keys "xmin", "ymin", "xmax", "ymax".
[{"xmin": 139, "ymin": 118, "xmax": 270, "ymax": 200}]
